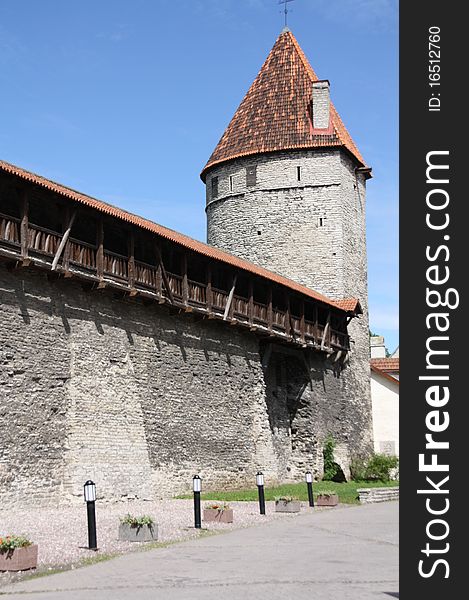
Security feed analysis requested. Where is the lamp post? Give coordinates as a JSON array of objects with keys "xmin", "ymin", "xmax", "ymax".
[
  {"xmin": 305, "ymin": 471, "xmax": 314, "ymax": 507},
  {"xmin": 193, "ymin": 475, "xmax": 202, "ymax": 529},
  {"xmin": 83, "ymin": 480, "xmax": 97, "ymax": 550},
  {"xmin": 256, "ymin": 471, "xmax": 266, "ymax": 515}
]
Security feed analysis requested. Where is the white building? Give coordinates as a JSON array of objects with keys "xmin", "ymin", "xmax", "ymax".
[{"xmin": 370, "ymin": 336, "xmax": 399, "ymax": 456}]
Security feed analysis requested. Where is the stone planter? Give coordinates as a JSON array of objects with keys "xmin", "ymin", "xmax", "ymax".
[
  {"xmin": 0, "ymin": 545, "xmax": 38, "ymax": 572},
  {"xmin": 316, "ymin": 494, "xmax": 339, "ymax": 507},
  {"xmin": 203, "ymin": 508, "xmax": 234, "ymax": 523},
  {"xmin": 118, "ymin": 523, "xmax": 158, "ymax": 542},
  {"xmin": 275, "ymin": 500, "xmax": 301, "ymax": 513}
]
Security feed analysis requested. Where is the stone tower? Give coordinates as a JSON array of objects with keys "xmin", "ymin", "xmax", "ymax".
[{"xmin": 201, "ymin": 28, "xmax": 373, "ymax": 468}]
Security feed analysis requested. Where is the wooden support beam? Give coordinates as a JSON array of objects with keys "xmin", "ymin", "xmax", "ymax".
[
  {"xmin": 300, "ymin": 299, "xmax": 305, "ymax": 343},
  {"xmin": 51, "ymin": 210, "xmax": 76, "ymax": 271},
  {"xmin": 289, "ymin": 314, "xmax": 296, "ymax": 340},
  {"xmin": 96, "ymin": 217, "xmax": 104, "ymax": 281},
  {"xmin": 314, "ymin": 305, "xmax": 319, "ymax": 342},
  {"xmin": 333, "ymin": 350, "xmax": 343, "ymax": 363},
  {"xmin": 156, "ymin": 244, "xmax": 174, "ymax": 304},
  {"xmin": 161, "ymin": 264, "xmax": 174, "ymax": 304},
  {"xmin": 206, "ymin": 263, "xmax": 213, "ymax": 314},
  {"xmin": 128, "ymin": 231, "xmax": 135, "ymax": 291},
  {"xmin": 155, "ymin": 248, "xmax": 163, "ymax": 300},
  {"xmin": 321, "ymin": 312, "xmax": 331, "ymax": 351},
  {"xmin": 267, "ymin": 286, "xmax": 273, "ymax": 331},
  {"xmin": 20, "ymin": 189, "xmax": 29, "ymax": 264},
  {"xmin": 248, "ymin": 279, "xmax": 254, "ymax": 325},
  {"xmin": 61, "ymin": 208, "xmax": 72, "ymax": 274},
  {"xmin": 284, "ymin": 292, "xmax": 291, "ymax": 337},
  {"xmin": 223, "ymin": 274, "xmax": 237, "ymax": 321},
  {"xmin": 181, "ymin": 252, "xmax": 188, "ymax": 306}
]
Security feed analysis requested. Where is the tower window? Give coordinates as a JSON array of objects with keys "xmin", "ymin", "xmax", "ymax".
[
  {"xmin": 318, "ymin": 217, "xmax": 325, "ymax": 227},
  {"xmin": 211, "ymin": 176, "xmax": 218, "ymax": 198},
  {"xmin": 246, "ymin": 165, "xmax": 257, "ymax": 187},
  {"xmin": 229, "ymin": 175, "xmax": 234, "ymax": 192},
  {"xmin": 296, "ymin": 166, "xmax": 301, "ymax": 181}
]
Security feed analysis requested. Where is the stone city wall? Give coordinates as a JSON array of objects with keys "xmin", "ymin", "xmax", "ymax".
[{"xmin": 0, "ymin": 265, "xmax": 370, "ymax": 507}]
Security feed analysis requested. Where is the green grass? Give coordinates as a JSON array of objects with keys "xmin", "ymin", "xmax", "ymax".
[{"xmin": 177, "ymin": 480, "xmax": 399, "ymax": 505}]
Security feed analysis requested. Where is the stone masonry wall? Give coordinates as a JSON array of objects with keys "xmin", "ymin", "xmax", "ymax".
[
  {"xmin": 338, "ymin": 154, "xmax": 373, "ymax": 454},
  {"xmin": 205, "ymin": 148, "xmax": 373, "ymax": 460},
  {"xmin": 206, "ymin": 150, "xmax": 346, "ymax": 298},
  {"xmin": 0, "ymin": 265, "xmax": 365, "ymax": 508}
]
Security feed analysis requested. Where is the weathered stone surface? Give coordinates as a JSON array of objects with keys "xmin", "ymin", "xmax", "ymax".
[
  {"xmin": 357, "ymin": 487, "xmax": 399, "ymax": 504},
  {"xmin": 118, "ymin": 523, "xmax": 158, "ymax": 542},
  {"xmin": 0, "ymin": 265, "xmax": 370, "ymax": 507},
  {"xmin": 206, "ymin": 148, "xmax": 373, "ymax": 472},
  {"xmin": 275, "ymin": 500, "xmax": 301, "ymax": 513}
]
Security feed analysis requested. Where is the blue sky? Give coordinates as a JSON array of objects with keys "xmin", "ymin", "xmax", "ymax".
[{"xmin": 0, "ymin": 0, "xmax": 398, "ymax": 353}]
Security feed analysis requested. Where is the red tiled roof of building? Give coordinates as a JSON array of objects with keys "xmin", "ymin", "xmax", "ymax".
[
  {"xmin": 370, "ymin": 358, "xmax": 400, "ymax": 372},
  {"xmin": 334, "ymin": 298, "xmax": 361, "ymax": 313},
  {"xmin": 201, "ymin": 29, "xmax": 368, "ymax": 180},
  {"xmin": 370, "ymin": 364, "xmax": 399, "ymax": 385},
  {"xmin": 0, "ymin": 159, "xmax": 360, "ymax": 314}
]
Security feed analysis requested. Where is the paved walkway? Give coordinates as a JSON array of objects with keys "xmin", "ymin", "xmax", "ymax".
[{"xmin": 1, "ymin": 502, "xmax": 398, "ymax": 599}]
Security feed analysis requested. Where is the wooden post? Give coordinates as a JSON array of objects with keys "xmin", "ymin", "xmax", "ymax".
[
  {"xmin": 128, "ymin": 230, "xmax": 136, "ymax": 293},
  {"xmin": 314, "ymin": 305, "xmax": 319, "ymax": 342},
  {"xmin": 326, "ymin": 311, "xmax": 332, "ymax": 347},
  {"xmin": 156, "ymin": 266, "xmax": 163, "ymax": 300},
  {"xmin": 321, "ymin": 312, "xmax": 331, "ymax": 351},
  {"xmin": 156, "ymin": 244, "xmax": 174, "ymax": 304},
  {"xmin": 20, "ymin": 189, "xmax": 29, "ymax": 264},
  {"xmin": 300, "ymin": 299, "xmax": 305, "ymax": 343},
  {"xmin": 96, "ymin": 217, "xmax": 104, "ymax": 285},
  {"xmin": 284, "ymin": 292, "xmax": 291, "ymax": 337},
  {"xmin": 223, "ymin": 274, "xmax": 237, "ymax": 320},
  {"xmin": 155, "ymin": 243, "xmax": 163, "ymax": 300},
  {"xmin": 267, "ymin": 286, "xmax": 273, "ymax": 332},
  {"xmin": 51, "ymin": 210, "xmax": 76, "ymax": 271},
  {"xmin": 182, "ymin": 252, "xmax": 188, "ymax": 306},
  {"xmin": 248, "ymin": 279, "xmax": 254, "ymax": 325},
  {"xmin": 206, "ymin": 263, "xmax": 212, "ymax": 314},
  {"xmin": 61, "ymin": 207, "xmax": 72, "ymax": 275}
]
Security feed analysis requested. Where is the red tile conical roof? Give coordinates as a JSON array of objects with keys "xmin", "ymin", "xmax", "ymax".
[{"xmin": 201, "ymin": 29, "xmax": 368, "ymax": 180}]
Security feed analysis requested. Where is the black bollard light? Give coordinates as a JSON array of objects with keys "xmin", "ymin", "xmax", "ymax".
[
  {"xmin": 256, "ymin": 471, "xmax": 266, "ymax": 515},
  {"xmin": 305, "ymin": 471, "xmax": 314, "ymax": 507},
  {"xmin": 83, "ymin": 480, "xmax": 97, "ymax": 550},
  {"xmin": 193, "ymin": 475, "xmax": 202, "ymax": 529}
]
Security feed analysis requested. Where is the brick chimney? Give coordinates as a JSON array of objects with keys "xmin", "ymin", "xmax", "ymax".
[{"xmin": 312, "ymin": 80, "xmax": 330, "ymax": 129}]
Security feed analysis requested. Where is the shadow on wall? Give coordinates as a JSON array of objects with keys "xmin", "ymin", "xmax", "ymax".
[{"xmin": 1, "ymin": 267, "xmax": 262, "ymax": 362}]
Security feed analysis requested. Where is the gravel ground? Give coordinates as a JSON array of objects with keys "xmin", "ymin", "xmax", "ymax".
[{"xmin": 0, "ymin": 499, "xmax": 316, "ymax": 586}]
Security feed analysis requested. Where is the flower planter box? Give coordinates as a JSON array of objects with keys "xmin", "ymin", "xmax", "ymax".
[
  {"xmin": 0, "ymin": 545, "xmax": 38, "ymax": 572},
  {"xmin": 118, "ymin": 523, "xmax": 158, "ymax": 542},
  {"xmin": 316, "ymin": 494, "xmax": 339, "ymax": 507},
  {"xmin": 203, "ymin": 508, "xmax": 234, "ymax": 523},
  {"xmin": 275, "ymin": 500, "xmax": 301, "ymax": 513}
]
